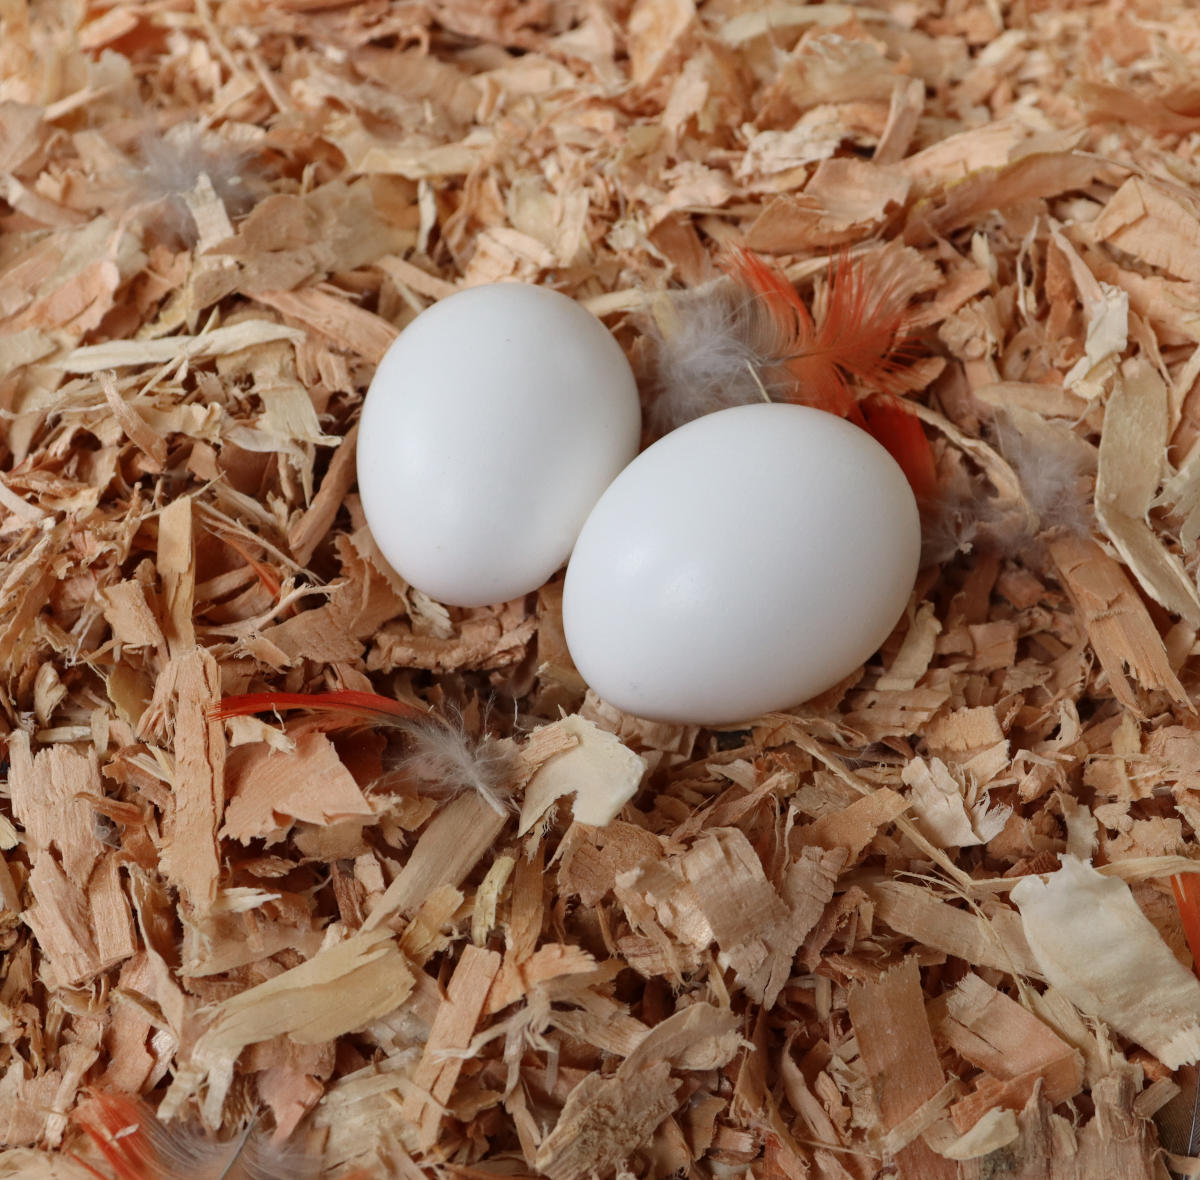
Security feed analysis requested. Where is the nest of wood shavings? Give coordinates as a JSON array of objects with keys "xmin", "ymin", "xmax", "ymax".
[{"xmin": 8, "ymin": 0, "xmax": 1200, "ymax": 1178}]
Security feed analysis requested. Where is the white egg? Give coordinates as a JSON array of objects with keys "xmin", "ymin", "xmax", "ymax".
[
  {"xmin": 357, "ymin": 283, "xmax": 641, "ymax": 607},
  {"xmin": 562, "ymin": 403, "xmax": 921, "ymax": 725}
]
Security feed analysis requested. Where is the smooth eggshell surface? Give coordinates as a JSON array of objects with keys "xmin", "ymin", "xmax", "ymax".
[
  {"xmin": 562, "ymin": 402, "xmax": 921, "ymax": 725},
  {"xmin": 357, "ymin": 283, "xmax": 641, "ymax": 607}
]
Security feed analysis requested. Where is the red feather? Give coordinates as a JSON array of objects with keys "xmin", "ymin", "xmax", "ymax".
[
  {"xmin": 213, "ymin": 530, "xmax": 282, "ymax": 599},
  {"xmin": 724, "ymin": 247, "xmax": 861, "ymax": 422},
  {"xmin": 208, "ymin": 691, "xmax": 514, "ymax": 814},
  {"xmin": 207, "ymin": 690, "xmax": 427, "ymax": 727},
  {"xmin": 725, "ymin": 246, "xmax": 936, "ymax": 496},
  {"xmin": 725, "ymin": 246, "xmax": 925, "ymax": 404},
  {"xmin": 1172, "ymin": 873, "xmax": 1200, "ymax": 979},
  {"xmin": 801, "ymin": 248, "xmax": 920, "ymax": 397},
  {"xmin": 861, "ymin": 395, "xmax": 938, "ymax": 502},
  {"xmin": 72, "ymin": 1092, "xmax": 153, "ymax": 1180},
  {"xmin": 72, "ymin": 1089, "xmax": 371, "ymax": 1180}
]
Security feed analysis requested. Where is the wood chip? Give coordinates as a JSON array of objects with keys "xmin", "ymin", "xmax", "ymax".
[
  {"xmin": 402, "ymin": 945, "xmax": 501, "ymax": 1149},
  {"xmin": 163, "ymin": 927, "xmax": 415, "ymax": 1127},
  {"xmin": 519, "ymin": 714, "xmax": 646, "ymax": 834},
  {"xmin": 8, "ymin": 5, "xmax": 1200, "ymax": 1175},
  {"xmin": 1096, "ymin": 356, "xmax": 1200, "ymax": 626},
  {"xmin": 365, "ymin": 794, "xmax": 507, "ymax": 929},
  {"xmin": 152, "ymin": 649, "xmax": 225, "ymax": 913},
  {"xmin": 54, "ymin": 321, "xmax": 304, "ymax": 372},
  {"xmin": 221, "ymin": 729, "xmax": 374, "ymax": 843},
  {"xmin": 848, "ymin": 957, "xmax": 956, "ymax": 1179},
  {"xmin": 868, "ymin": 880, "xmax": 1042, "ymax": 978},
  {"xmin": 935, "ymin": 972, "xmax": 1083, "ymax": 1129},
  {"xmin": 1012, "ymin": 856, "xmax": 1200, "ymax": 1070},
  {"xmin": 1047, "ymin": 532, "xmax": 1189, "ymax": 711}
]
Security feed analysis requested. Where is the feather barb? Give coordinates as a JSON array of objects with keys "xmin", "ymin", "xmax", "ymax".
[
  {"xmin": 724, "ymin": 246, "xmax": 860, "ymax": 421},
  {"xmin": 72, "ymin": 1089, "xmax": 372, "ymax": 1180},
  {"xmin": 208, "ymin": 691, "xmax": 515, "ymax": 816},
  {"xmin": 1173, "ymin": 873, "xmax": 1200, "ymax": 979},
  {"xmin": 213, "ymin": 530, "xmax": 283, "ymax": 598},
  {"xmin": 804, "ymin": 248, "xmax": 917, "ymax": 397},
  {"xmin": 724, "ymin": 245, "xmax": 923, "ymax": 411},
  {"xmin": 206, "ymin": 689, "xmax": 428, "ymax": 727},
  {"xmin": 72, "ymin": 1092, "xmax": 155, "ymax": 1180},
  {"xmin": 725, "ymin": 246, "xmax": 936, "ymax": 496}
]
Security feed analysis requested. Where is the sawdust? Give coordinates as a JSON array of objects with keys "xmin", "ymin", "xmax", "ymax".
[{"xmin": 5, "ymin": 0, "xmax": 1200, "ymax": 1177}]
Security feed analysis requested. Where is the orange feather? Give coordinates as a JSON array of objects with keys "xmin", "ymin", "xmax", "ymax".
[
  {"xmin": 213, "ymin": 530, "xmax": 282, "ymax": 599},
  {"xmin": 725, "ymin": 246, "xmax": 936, "ymax": 496},
  {"xmin": 208, "ymin": 691, "xmax": 513, "ymax": 814},
  {"xmin": 72, "ymin": 1091, "xmax": 155, "ymax": 1180},
  {"xmin": 724, "ymin": 247, "xmax": 815, "ymax": 347},
  {"xmin": 724, "ymin": 247, "xmax": 861, "ymax": 422},
  {"xmin": 725, "ymin": 246, "xmax": 925, "ymax": 404},
  {"xmin": 206, "ymin": 689, "xmax": 427, "ymax": 727},
  {"xmin": 1172, "ymin": 873, "xmax": 1200, "ymax": 979},
  {"xmin": 72, "ymin": 1089, "xmax": 371, "ymax": 1180},
  {"xmin": 802, "ymin": 248, "xmax": 920, "ymax": 397},
  {"xmin": 861, "ymin": 395, "xmax": 938, "ymax": 502}
]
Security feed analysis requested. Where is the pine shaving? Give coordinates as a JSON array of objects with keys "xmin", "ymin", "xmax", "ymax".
[
  {"xmin": 163, "ymin": 927, "xmax": 415, "ymax": 1127},
  {"xmin": 1012, "ymin": 856, "xmax": 1200, "ymax": 1070},
  {"xmin": 5, "ymin": 1, "xmax": 1200, "ymax": 1174},
  {"xmin": 518, "ymin": 714, "xmax": 646, "ymax": 834},
  {"xmin": 848, "ymin": 957, "xmax": 957, "ymax": 1178}
]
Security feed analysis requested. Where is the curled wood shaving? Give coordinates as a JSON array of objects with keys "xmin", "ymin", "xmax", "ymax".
[
  {"xmin": 162, "ymin": 926, "xmax": 415, "ymax": 1127},
  {"xmin": 6, "ymin": 1, "xmax": 1200, "ymax": 1175},
  {"xmin": 518, "ymin": 714, "xmax": 646, "ymax": 834},
  {"xmin": 1013, "ymin": 856, "xmax": 1200, "ymax": 1070}
]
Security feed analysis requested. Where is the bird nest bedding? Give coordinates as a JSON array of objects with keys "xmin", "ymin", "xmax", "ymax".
[{"xmin": 4, "ymin": 1, "xmax": 1200, "ymax": 1178}]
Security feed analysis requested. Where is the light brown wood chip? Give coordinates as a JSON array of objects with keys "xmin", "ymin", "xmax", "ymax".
[
  {"xmin": 848, "ymin": 957, "xmax": 957, "ymax": 1180},
  {"xmin": 364, "ymin": 793, "xmax": 507, "ymax": 929},
  {"xmin": 401, "ymin": 944, "xmax": 502, "ymax": 1151},
  {"xmin": 221, "ymin": 729, "xmax": 374, "ymax": 843},
  {"xmin": 155, "ymin": 648, "xmax": 225, "ymax": 913},
  {"xmin": 868, "ymin": 880, "xmax": 1041, "ymax": 978},
  {"xmin": 1047, "ymin": 532, "xmax": 1189, "ymax": 711},
  {"xmin": 163, "ymin": 926, "xmax": 415, "ymax": 1127},
  {"xmin": 935, "ymin": 972, "xmax": 1083, "ymax": 1130}
]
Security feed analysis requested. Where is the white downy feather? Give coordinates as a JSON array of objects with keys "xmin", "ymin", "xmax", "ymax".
[
  {"xmin": 140, "ymin": 1118, "xmax": 323, "ymax": 1180},
  {"xmin": 922, "ymin": 408, "xmax": 1096, "ymax": 567},
  {"xmin": 919, "ymin": 460, "xmax": 985, "ymax": 566},
  {"xmin": 386, "ymin": 718, "xmax": 517, "ymax": 817},
  {"xmin": 130, "ymin": 123, "xmax": 255, "ymax": 245},
  {"xmin": 995, "ymin": 406, "xmax": 1097, "ymax": 540},
  {"xmin": 640, "ymin": 279, "xmax": 789, "ymax": 437}
]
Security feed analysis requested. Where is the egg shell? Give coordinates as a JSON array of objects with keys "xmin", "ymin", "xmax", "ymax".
[
  {"xmin": 562, "ymin": 402, "xmax": 921, "ymax": 725},
  {"xmin": 356, "ymin": 283, "xmax": 641, "ymax": 607}
]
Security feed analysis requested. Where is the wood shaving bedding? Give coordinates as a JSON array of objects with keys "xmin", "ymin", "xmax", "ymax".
[{"xmin": 6, "ymin": 0, "xmax": 1200, "ymax": 1177}]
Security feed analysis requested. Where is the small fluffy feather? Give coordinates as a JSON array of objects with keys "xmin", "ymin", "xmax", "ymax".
[
  {"xmin": 727, "ymin": 246, "xmax": 919, "ymax": 413},
  {"xmin": 642, "ymin": 247, "xmax": 934, "ymax": 497},
  {"xmin": 920, "ymin": 410, "xmax": 1096, "ymax": 567},
  {"xmin": 641, "ymin": 279, "xmax": 787, "ymax": 437},
  {"xmin": 385, "ymin": 718, "xmax": 517, "ymax": 817},
  {"xmin": 208, "ymin": 692, "xmax": 516, "ymax": 816},
  {"xmin": 919, "ymin": 459, "xmax": 986, "ymax": 566},
  {"xmin": 994, "ymin": 407, "xmax": 1096, "ymax": 539},
  {"xmin": 130, "ymin": 123, "xmax": 255, "ymax": 245}
]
